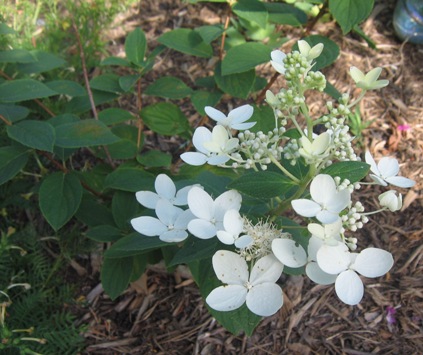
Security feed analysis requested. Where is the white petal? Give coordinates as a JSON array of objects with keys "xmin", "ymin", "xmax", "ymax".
[
  {"xmin": 350, "ymin": 66, "xmax": 365, "ymax": 83},
  {"xmin": 271, "ymin": 61, "xmax": 286, "ymax": 75},
  {"xmin": 352, "ymin": 248, "xmax": 394, "ymax": 278},
  {"xmin": 206, "ymin": 285, "xmax": 247, "ymax": 312},
  {"xmin": 155, "ymin": 174, "xmax": 176, "ymax": 200},
  {"xmin": 187, "ymin": 187, "xmax": 214, "ymax": 220},
  {"xmin": 174, "ymin": 209, "xmax": 195, "ymax": 229},
  {"xmin": 316, "ymin": 243, "xmax": 350, "ymax": 275},
  {"xmin": 291, "ymin": 199, "xmax": 321, "ymax": 217},
  {"xmin": 385, "ymin": 176, "xmax": 415, "ymax": 188},
  {"xmin": 365, "ymin": 67, "xmax": 382, "ymax": 84},
  {"xmin": 188, "ymin": 219, "xmax": 216, "ymax": 239},
  {"xmin": 214, "ymin": 190, "xmax": 242, "ymax": 221},
  {"xmin": 206, "ymin": 154, "xmax": 230, "ymax": 165},
  {"xmin": 205, "ymin": 106, "xmax": 227, "ymax": 123},
  {"xmin": 298, "ymin": 40, "xmax": 311, "ymax": 56},
  {"xmin": 329, "ymin": 189, "xmax": 351, "ymax": 213},
  {"xmin": 316, "ymin": 210, "xmax": 340, "ymax": 224},
  {"xmin": 223, "ymin": 209, "xmax": 244, "ymax": 235},
  {"xmin": 131, "ymin": 216, "xmax": 167, "ymax": 236},
  {"xmin": 228, "ymin": 104, "xmax": 254, "ymax": 124},
  {"xmin": 235, "ymin": 234, "xmax": 253, "ymax": 249},
  {"xmin": 369, "ymin": 174, "xmax": 388, "ymax": 186},
  {"xmin": 307, "ymin": 235, "xmax": 324, "ymax": 260},
  {"xmin": 249, "ymin": 254, "xmax": 284, "ymax": 285},
  {"xmin": 136, "ymin": 191, "xmax": 159, "ymax": 209},
  {"xmin": 310, "ymin": 174, "xmax": 337, "ymax": 204},
  {"xmin": 335, "ymin": 270, "xmax": 364, "ymax": 305},
  {"xmin": 308, "ymin": 223, "xmax": 325, "ymax": 239},
  {"xmin": 378, "ymin": 157, "xmax": 399, "ymax": 178},
  {"xmin": 160, "ymin": 229, "xmax": 188, "ymax": 243},
  {"xmin": 231, "ymin": 121, "xmax": 256, "ymax": 131},
  {"xmin": 308, "ymin": 43, "xmax": 324, "ymax": 60},
  {"xmin": 173, "ymin": 185, "xmax": 195, "ymax": 205},
  {"xmin": 192, "ymin": 126, "xmax": 212, "ymax": 154},
  {"xmin": 365, "ymin": 151, "xmax": 379, "ymax": 175},
  {"xmin": 180, "ymin": 152, "xmax": 208, "ymax": 166},
  {"xmin": 271, "ymin": 50, "xmax": 286, "ymax": 63},
  {"xmin": 216, "ymin": 230, "xmax": 236, "ymax": 245},
  {"xmin": 155, "ymin": 200, "xmax": 182, "ymax": 226},
  {"xmin": 212, "ymin": 250, "xmax": 249, "ymax": 285},
  {"xmin": 306, "ymin": 262, "xmax": 337, "ymax": 285},
  {"xmin": 272, "ymin": 239, "xmax": 307, "ymax": 268},
  {"xmin": 312, "ymin": 132, "xmax": 330, "ymax": 154},
  {"xmin": 246, "ymin": 283, "xmax": 283, "ymax": 316}
]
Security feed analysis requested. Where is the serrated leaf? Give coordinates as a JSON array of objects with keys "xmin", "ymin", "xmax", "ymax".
[
  {"xmin": 48, "ymin": 114, "xmax": 79, "ymax": 160},
  {"xmin": 232, "ymin": 0, "xmax": 269, "ymax": 29},
  {"xmin": 145, "ymin": 77, "xmax": 193, "ymax": 99},
  {"xmin": 17, "ymin": 50, "xmax": 66, "ymax": 73},
  {"xmin": 125, "ymin": 28, "xmax": 147, "ymax": 66},
  {"xmin": 101, "ymin": 257, "xmax": 133, "ymax": 300},
  {"xmin": 0, "ymin": 49, "xmax": 36, "ymax": 63},
  {"xmin": 158, "ymin": 28, "xmax": 213, "ymax": 58},
  {"xmin": 45, "ymin": 80, "xmax": 86, "ymax": 97},
  {"xmin": 90, "ymin": 74, "xmax": 123, "ymax": 94},
  {"xmin": 264, "ymin": 2, "xmax": 307, "ymax": 26},
  {"xmin": 137, "ymin": 150, "xmax": 172, "ymax": 168},
  {"xmin": 228, "ymin": 171, "xmax": 296, "ymax": 199},
  {"xmin": 294, "ymin": 35, "xmax": 339, "ymax": 71},
  {"xmin": 329, "ymin": 0, "xmax": 374, "ymax": 34},
  {"xmin": 7, "ymin": 120, "xmax": 55, "ymax": 152},
  {"xmin": 214, "ymin": 61, "xmax": 255, "ymax": 99},
  {"xmin": 195, "ymin": 25, "xmax": 224, "ymax": 43},
  {"xmin": 104, "ymin": 167, "xmax": 155, "ymax": 192},
  {"xmin": 191, "ymin": 90, "xmax": 222, "ymax": 115},
  {"xmin": 105, "ymin": 232, "xmax": 169, "ymax": 258},
  {"xmin": 55, "ymin": 119, "xmax": 120, "ymax": 148},
  {"xmin": 141, "ymin": 102, "xmax": 190, "ymax": 136},
  {"xmin": 0, "ymin": 79, "xmax": 58, "ymax": 103},
  {"xmin": 321, "ymin": 161, "xmax": 370, "ymax": 183},
  {"xmin": 98, "ymin": 108, "xmax": 134, "ymax": 125},
  {"xmin": 222, "ymin": 42, "xmax": 272, "ymax": 75},
  {"xmin": 0, "ymin": 145, "xmax": 29, "ymax": 185},
  {"xmin": 39, "ymin": 172, "xmax": 83, "ymax": 230},
  {"xmin": 119, "ymin": 74, "xmax": 140, "ymax": 92},
  {"xmin": 0, "ymin": 104, "xmax": 29, "ymax": 123},
  {"xmin": 102, "ymin": 125, "xmax": 139, "ymax": 160}
]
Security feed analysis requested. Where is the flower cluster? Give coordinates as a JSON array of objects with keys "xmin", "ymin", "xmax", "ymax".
[{"xmin": 130, "ymin": 40, "xmax": 415, "ymax": 320}]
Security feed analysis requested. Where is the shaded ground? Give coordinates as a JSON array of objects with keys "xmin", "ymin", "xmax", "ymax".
[{"xmin": 74, "ymin": 0, "xmax": 423, "ymax": 353}]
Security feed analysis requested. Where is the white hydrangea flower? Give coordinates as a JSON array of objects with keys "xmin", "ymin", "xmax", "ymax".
[
  {"xmin": 365, "ymin": 151, "xmax": 415, "ymax": 188},
  {"xmin": 316, "ymin": 243, "xmax": 394, "ymax": 305},
  {"xmin": 180, "ymin": 126, "xmax": 236, "ymax": 166},
  {"xmin": 216, "ymin": 209, "xmax": 252, "ymax": 248},
  {"xmin": 291, "ymin": 174, "xmax": 351, "ymax": 224},
  {"xmin": 187, "ymin": 187, "xmax": 242, "ymax": 239},
  {"xmin": 135, "ymin": 174, "xmax": 194, "ymax": 209},
  {"xmin": 131, "ymin": 199, "xmax": 194, "ymax": 242},
  {"xmin": 206, "ymin": 250, "xmax": 284, "ymax": 316},
  {"xmin": 350, "ymin": 67, "xmax": 389, "ymax": 90},
  {"xmin": 298, "ymin": 132, "xmax": 331, "ymax": 163},
  {"xmin": 298, "ymin": 40, "xmax": 324, "ymax": 62},
  {"xmin": 205, "ymin": 105, "xmax": 255, "ymax": 131},
  {"xmin": 378, "ymin": 190, "xmax": 403, "ymax": 212},
  {"xmin": 270, "ymin": 50, "xmax": 287, "ymax": 74},
  {"xmin": 307, "ymin": 220, "xmax": 343, "ymax": 246}
]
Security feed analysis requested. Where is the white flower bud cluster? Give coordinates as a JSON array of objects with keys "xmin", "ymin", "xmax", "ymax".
[
  {"xmin": 283, "ymin": 139, "xmax": 301, "ymax": 165},
  {"xmin": 304, "ymin": 70, "xmax": 326, "ymax": 91},
  {"xmin": 283, "ymin": 51, "xmax": 311, "ymax": 82},
  {"xmin": 342, "ymin": 201, "xmax": 368, "ymax": 232},
  {"xmin": 334, "ymin": 177, "xmax": 356, "ymax": 193}
]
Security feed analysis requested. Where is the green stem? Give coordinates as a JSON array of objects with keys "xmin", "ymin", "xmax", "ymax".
[
  {"xmin": 348, "ymin": 90, "xmax": 367, "ymax": 108},
  {"xmin": 268, "ymin": 155, "xmax": 300, "ymax": 183}
]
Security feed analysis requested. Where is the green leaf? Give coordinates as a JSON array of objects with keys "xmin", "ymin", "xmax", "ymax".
[
  {"xmin": 86, "ymin": 225, "xmax": 122, "ymax": 242},
  {"xmin": 158, "ymin": 28, "xmax": 213, "ymax": 58},
  {"xmin": 7, "ymin": 120, "xmax": 55, "ymax": 152},
  {"xmin": 248, "ymin": 104, "xmax": 275, "ymax": 133},
  {"xmin": 125, "ymin": 28, "xmax": 147, "ymax": 66},
  {"xmin": 0, "ymin": 79, "xmax": 58, "ymax": 103},
  {"xmin": 0, "ymin": 145, "xmax": 29, "ymax": 185},
  {"xmin": 142, "ymin": 102, "xmax": 190, "ymax": 136},
  {"xmin": 112, "ymin": 191, "xmax": 140, "ymax": 229},
  {"xmin": 324, "ymin": 81, "xmax": 342, "ymax": 100},
  {"xmin": 329, "ymin": 0, "xmax": 374, "ymax": 34},
  {"xmin": 228, "ymin": 171, "xmax": 297, "ymax": 199},
  {"xmin": 105, "ymin": 232, "xmax": 169, "ymax": 258},
  {"xmin": 39, "ymin": 172, "xmax": 83, "ymax": 231},
  {"xmin": 321, "ymin": 161, "xmax": 370, "ymax": 183},
  {"xmin": 0, "ymin": 23, "xmax": 15, "ymax": 34},
  {"xmin": 64, "ymin": 90, "xmax": 118, "ymax": 114},
  {"xmin": 75, "ymin": 194, "xmax": 115, "ymax": 227},
  {"xmin": 168, "ymin": 237, "xmax": 218, "ymax": 267},
  {"xmin": 90, "ymin": 74, "xmax": 123, "ymax": 94},
  {"xmin": 55, "ymin": 119, "xmax": 120, "ymax": 148},
  {"xmin": 264, "ymin": 2, "xmax": 307, "ymax": 26},
  {"xmin": 137, "ymin": 150, "xmax": 172, "ymax": 168},
  {"xmin": 119, "ymin": 74, "xmax": 140, "ymax": 92},
  {"xmin": 232, "ymin": 0, "xmax": 269, "ymax": 29},
  {"xmin": 104, "ymin": 167, "xmax": 155, "ymax": 192},
  {"xmin": 0, "ymin": 104, "xmax": 29, "ymax": 123},
  {"xmin": 17, "ymin": 50, "xmax": 66, "ymax": 73},
  {"xmin": 101, "ymin": 56, "xmax": 131, "ymax": 66},
  {"xmin": 101, "ymin": 257, "xmax": 133, "ymax": 300},
  {"xmin": 98, "ymin": 108, "xmax": 134, "ymax": 125},
  {"xmin": 294, "ymin": 35, "xmax": 340, "ymax": 71},
  {"xmin": 214, "ymin": 61, "xmax": 255, "ymax": 99},
  {"xmin": 222, "ymin": 42, "xmax": 271, "ymax": 75},
  {"xmin": 45, "ymin": 80, "xmax": 86, "ymax": 97},
  {"xmin": 102, "ymin": 125, "xmax": 139, "ymax": 160},
  {"xmin": 0, "ymin": 49, "xmax": 36, "ymax": 63},
  {"xmin": 195, "ymin": 25, "xmax": 224, "ymax": 44},
  {"xmin": 48, "ymin": 114, "xmax": 79, "ymax": 160},
  {"xmin": 145, "ymin": 77, "xmax": 193, "ymax": 99},
  {"xmin": 352, "ymin": 24, "xmax": 376, "ymax": 49},
  {"xmin": 191, "ymin": 90, "xmax": 222, "ymax": 115}
]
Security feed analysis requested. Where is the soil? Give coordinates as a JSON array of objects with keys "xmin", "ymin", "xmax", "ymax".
[{"xmin": 73, "ymin": 0, "xmax": 423, "ymax": 354}]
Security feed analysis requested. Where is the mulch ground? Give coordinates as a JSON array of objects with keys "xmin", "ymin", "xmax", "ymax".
[{"xmin": 72, "ymin": 0, "xmax": 423, "ymax": 353}]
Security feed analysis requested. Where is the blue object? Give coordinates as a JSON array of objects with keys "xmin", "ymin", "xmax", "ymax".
[{"xmin": 393, "ymin": 0, "xmax": 423, "ymax": 44}]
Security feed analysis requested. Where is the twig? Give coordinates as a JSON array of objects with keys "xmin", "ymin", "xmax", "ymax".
[
  {"xmin": 0, "ymin": 114, "xmax": 12, "ymax": 126},
  {"xmin": 304, "ymin": 0, "xmax": 328, "ymax": 36},
  {"xmin": 219, "ymin": 6, "xmax": 232, "ymax": 61},
  {"xmin": 136, "ymin": 78, "xmax": 144, "ymax": 150},
  {"xmin": 255, "ymin": 72, "xmax": 279, "ymax": 105}
]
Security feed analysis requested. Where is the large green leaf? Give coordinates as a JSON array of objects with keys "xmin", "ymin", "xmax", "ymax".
[
  {"xmin": 222, "ymin": 42, "xmax": 272, "ymax": 75},
  {"xmin": 125, "ymin": 28, "xmax": 147, "ymax": 66},
  {"xmin": 228, "ymin": 171, "xmax": 297, "ymax": 199},
  {"xmin": 101, "ymin": 256, "xmax": 133, "ymax": 300},
  {"xmin": 0, "ymin": 104, "xmax": 29, "ymax": 123},
  {"xmin": 232, "ymin": 0, "xmax": 269, "ymax": 29},
  {"xmin": 158, "ymin": 28, "xmax": 213, "ymax": 58},
  {"xmin": 248, "ymin": 104, "xmax": 275, "ymax": 134},
  {"xmin": 264, "ymin": 2, "xmax": 307, "ymax": 26},
  {"xmin": 144, "ymin": 77, "xmax": 193, "ymax": 99},
  {"xmin": 141, "ymin": 102, "xmax": 190, "ymax": 136},
  {"xmin": 55, "ymin": 119, "xmax": 120, "ymax": 148},
  {"xmin": 214, "ymin": 61, "xmax": 255, "ymax": 99},
  {"xmin": 0, "ymin": 79, "xmax": 58, "ymax": 103},
  {"xmin": 90, "ymin": 74, "xmax": 123, "ymax": 94},
  {"xmin": 321, "ymin": 161, "xmax": 370, "ymax": 183},
  {"xmin": 195, "ymin": 25, "xmax": 224, "ymax": 44},
  {"xmin": 39, "ymin": 172, "xmax": 83, "ymax": 231},
  {"xmin": 104, "ymin": 167, "xmax": 155, "ymax": 192},
  {"xmin": 98, "ymin": 108, "xmax": 134, "ymax": 126},
  {"xmin": 7, "ymin": 120, "xmax": 55, "ymax": 152},
  {"xmin": 137, "ymin": 150, "xmax": 172, "ymax": 168},
  {"xmin": 64, "ymin": 90, "xmax": 118, "ymax": 114},
  {"xmin": 0, "ymin": 49, "xmax": 36, "ymax": 63},
  {"xmin": 101, "ymin": 125, "xmax": 139, "ymax": 160},
  {"xmin": 48, "ymin": 114, "xmax": 79, "ymax": 160},
  {"xmin": 329, "ymin": 0, "xmax": 374, "ymax": 34},
  {"xmin": 112, "ymin": 191, "xmax": 140, "ymax": 229},
  {"xmin": 168, "ymin": 237, "xmax": 219, "ymax": 267},
  {"xmin": 105, "ymin": 232, "xmax": 168, "ymax": 258},
  {"xmin": 75, "ymin": 194, "xmax": 114, "ymax": 227},
  {"xmin": 45, "ymin": 80, "xmax": 86, "ymax": 97},
  {"xmin": 191, "ymin": 90, "xmax": 222, "ymax": 115},
  {"xmin": 17, "ymin": 50, "xmax": 66, "ymax": 73},
  {"xmin": 86, "ymin": 225, "xmax": 122, "ymax": 242},
  {"xmin": 0, "ymin": 145, "xmax": 29, "ymax": 185}
]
